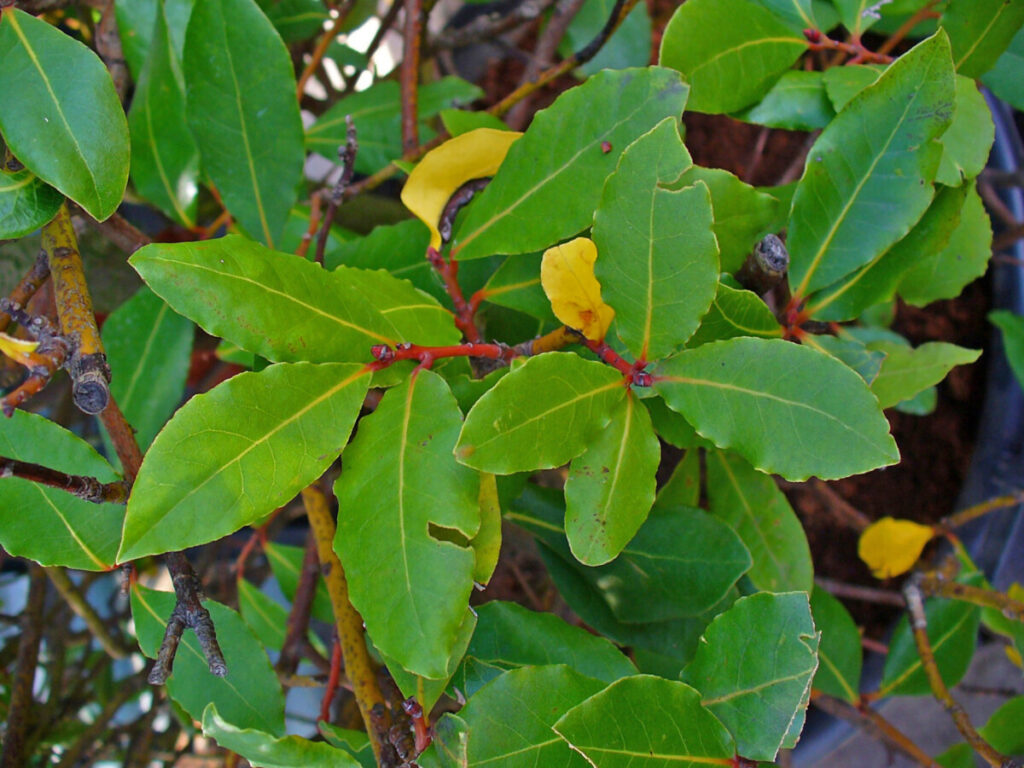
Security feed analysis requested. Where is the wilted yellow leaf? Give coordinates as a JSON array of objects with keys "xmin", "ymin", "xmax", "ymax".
[
  {"xmin": 0, "ymin": 332, "xmax": 39, "ymax": 362},
  {"xmin": 401, "ymin": 128, "xmax": 522, "ymax": 250},
  {"xmin": 541, "ymin": 237, "xmax": 616, "ymax": 341},
  {"xmin": 858, "ymin": 517, "xmax": 935, "ymax": 579}
]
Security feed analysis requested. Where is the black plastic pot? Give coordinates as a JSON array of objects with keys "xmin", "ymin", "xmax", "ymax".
[{"xmin": 793, "ymin": 96, "xmax": 1024, "ymax": 766}]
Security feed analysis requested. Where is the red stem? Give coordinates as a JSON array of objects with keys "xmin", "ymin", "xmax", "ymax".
[
  {"xmin": 582, "ymin": 338, "xmax": 651, "ymax": 387},
  {"xmin": 427, "ymin": 247, "xmax": 481, "ymax": 342},
  {"xmin": 370, "ymin": 341, "xmax": 518, "ymax": 370},
  {"xmin": 803, "ymin": 28, "xmax": 893, "ymax": 65},
  {"xmin": 319, "ymin": 638, "xmax": 343, "ymax": 724}
]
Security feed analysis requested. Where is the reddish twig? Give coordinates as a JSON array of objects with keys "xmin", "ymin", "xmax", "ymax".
[
  {"xmin": 297, "ymin": 3, "xmax": 355, "ymax": 101},
  {"xmin": 876, "ymin": 1, "xmax": 941, "ymax": 56},
  {"xmin": 426, "ymin": 247, "xmax": 481, "ymax": 342},
  {"xmin": 815, "ymin": 576, "xmax": 906, "ymax": 607},
  {"xmin": 0, "ymin": 250, "xmax": 50, "ymax": 333},
  {"xmin": 582, "ymin": 337, "xmax": 650, "ymax": 386},
  {"xmin": 400, "ymin": 0, "xmax": 423, "ymax": 152},
  {"xmin": 294, "ymin": 193, "xmax": 323, "ymax": 261},
  {"xmin": 0, "ymin": 301, "xmax": 68, "ymax": 417},
  {"xmin": 803, "ymin": 28, "xmax": 893, "ymax": 65},
  {"xmin": 371, "ymin": 340, "xmax": 517, "ymax": 369},
  {"xmin": 319, "ymin": 638, "xmax": 343, "ymax": 723},
  {"xmin": 277, "ymin": 530, "xmax": 320, "ymax": 676}
]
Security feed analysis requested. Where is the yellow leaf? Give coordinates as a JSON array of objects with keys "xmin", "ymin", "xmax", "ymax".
[
  {"xmin": 857, "ymin": 517, "xmax": 935, "ymax": 579},
  {"xmin": 541, "ymin": 237, "xmax": 616, "ymax": 341},
  {"xmin": 401, "ymin": 128, "xmax": 522, "ymax": 250},
  {"xmin": 0, "ymin": 332, "xmax": 39, "ymax": 362},
  {"xmin": 1006, "ymin": 644, "xmax": 1022, "ymax": 669}
]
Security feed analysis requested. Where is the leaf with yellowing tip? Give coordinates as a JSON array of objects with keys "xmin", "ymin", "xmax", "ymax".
[
  {"xmin": 541, "ymin": 237, "xmax": 615, "ymax": 341},
  {"xmin": 0, "ymin": 332, "xmax": 39, "ymax": 362},
  {"xmin": 401, "ymin": 128, "xmax": 522, "ymax": 250},
  {"xmin": 858, "ymin": 517, "xmax": 935, "ymax": 579}
]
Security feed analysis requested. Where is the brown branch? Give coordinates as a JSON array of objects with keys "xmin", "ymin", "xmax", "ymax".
[
  {"xmin": 802, "ymin": 28, "xmax": 893, "ymax": 65},
  {"xmin": 916, "ymin": 573, "xmax": 1024, "ymax": 622},
  {"xmin": 815, "ymin": 576, "xmax": 906, "ymax": 607},
  {"xmin": 798, "ymin": 478, "xmax": 872, "ymax": 530},
  {"xmin": 0, "ymin": 301, "xmax": 68, "ymax": 417},
  {"xmin": 297, "ymin": 3, "xmax": 355, "ymax": 100},
  {"xmin": 0, "ymin": 249, "xmax": 50, "ymax": 333},
  {"xmin": 876, "ymin": 0, "xmax": 941, "ymax": 56},
  {"xmin": 513, "ymin": 325, "xmax": 581, "ymax": 356},
  {"xmin": 71, "ymin": 206, "xmax": 152, "ymax": 255},
  {"xmin": 810, "ymin": 690, "xmax": 941, "ymax": 768},
  {"xmin": 316, "ymin": 115, "xmax": 358, "ymax": 265},
  {"xmin": 400, "ymin": 0, "xmax": 423, "ymax": 153},
  {"xmin": 95, "ymin": 0, "xmax": 129, "ymax": 102},
  {"xmin": 277, "ymin": 530, "xmax": 320, "ymax": 676},
  {"xmin": 0, "ymin": 566, "xmax": 47, "ymax": 768},
  {"xmin": 302, "ymin": 485, "xmax": 388, "ymax": 764},
  {"xmin": 0, "ymin": 456, "xmax": 128, "ymax": 503},
  {"xmin": 942, "ymin": 490, "xmax": 1024, "ymax": 530},
  {"xmin": 902, "ymin": 576, "xmax": 1020, "ymax": 768},
  {"xmin": 43, "ymin": 204, "xmax": 111, "ymax": 415},
  {"xmin": 735, "ymin": 234, "xmax": 790, "ymax": 296}
]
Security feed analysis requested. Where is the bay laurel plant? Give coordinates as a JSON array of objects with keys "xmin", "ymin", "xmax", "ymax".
[{"xmin": 0, "ymin": 0, "xmax": 1022, "ymax": 765}]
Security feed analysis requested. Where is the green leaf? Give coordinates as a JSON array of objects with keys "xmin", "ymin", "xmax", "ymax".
[
  {"xmin": 131, "ymin": 585, "xmax": 285, "ymax": 736},
  {"xmin": 101, "ymin": 286, "xmax": 193, "ymax": 452},
  {"xmin": 0, "ymin": 166, "xmax": 62, "ymax": 238},
  {"xmin": 130, "ymin": 236, "xmax": 459, "ymax": 364},
  {"xmin": 451, "ymin": 67, "xmax": 689, "ymax": 261},
  {"xmin": 990, "ymin": 310, "xmax": 1024, "ymax": 390},
  {"xmin": 879, "ymin": 575, "xmax": 982, "ymax": 696},
  {"xmin": 644, "ymin": 395, "xmax": 715, "ymax": 449},
  {"xmin": 455, "ymin": 665, "xmax": 605, "ymax": 768},
  {"xmin": 979, "ymin": 696, "xmax": 1024, "ymax": 755},
  {"xmin": 832, "ymin": 0, "xmax": 882, "ymax": 36},
  {"xmin": 592, "ymin": 118, "xmax": 718, "ymax": 360},
  {"xmin": 936, "ymin": 744, "xmax": 977, "ymax": 768},
  {"xmin": 381, "ymin": 610, "xmax": 476, "ymax": 711},
  {"xmin": 237, "ymin": 580, "xmax": 289, "ymax": 651},
  {"xmin": 263, "ymin": 0, "xmax": 329, "ymax": 42},
  {"xmin": 809, "ymin": 334, "xmax": 885, "ymax": 383},
  {"xmin": 940, "ymin": 0, "xmax": 1024, "ymax": 77},
  {"xmin": 806, "ymin": 182, "xmax": 971, "ymax": 322},
  {"xmin": 787, "ymin": 32, "xmax": 955, "ymax": 297},
  {"xmin": 456, "ymin": 353, "xmax": 626, "ymax": 474},
  {"xmin": 675, "ymin": 165, "xmax": 781, "ymax": 274},
  {"xmin": 659, "ymin": 0, "xmax": 807, "ymax": 114},
  {"xmin": 0, "ymin": 411, "xmax": 123, "ymax": 570},
  {"xmin": 318, "ymin": 723, "xmax": 375, "ymax": 768},
  {"xmin": 440, "ymin": 108, "xmax": 510, "ymax": 136},
  {"xmin": 128, "ymin": 1, "xmax": 199, "ymax": 227},
  {"xmin": 683, "ymin": 592, "xmax": 819, "ymax": 761},
  {"xmin": 981, "ymin": 24, "xmax": 1024, "ymax": 110},
  {"xmin": 655, "ymin": 449, "xmax": 701, "ymax": 508},
  {"xmin": 116, "ymin": 0, "xmax": 193, "ymax": 78},
  {"xmin": 471, "ymin": 473, "xmax": 502, "ymax": 583},
  {"xmin": 335, "ymin": 370, "xmax": 479, "ymax": 679},
  {"xmin": 480, "ymin": 253, "xmax": 553, "ymax": 321},
  {"xmin": 203, "ymin": 704, "xmax": 359, "ymax": 767},
  {"xmin": 734, "ymin": 70, "xmax": 836, "ymax": 131},
  {"xmin": 821, "ymin": 63, "xmax": 884, "ymax": 111},
  {"xmin": 553, "ymin": 676, "xmax": 735, "ymax": 766},
  {"xmin": 896, "ymin": 182, "xmax": 991, "ymax": 306},
  {"xmin": 706, "ymin": 450, "xmax": 813, "ymax": 592},
  {"xmin": 307, "ymin": 77, "xmax": 483, "ymax": 175},
  {"xmin": 687, "ymin": 282, "xmax": 783, "ymax": 348},
  {"xmin": 264, "ymin": 542, "xmax": 334, "ymax": 624},
  {"xmin": 750, "ymin": 0, "xmax": 817, "ymax": 31},
  {"xmin": 936, "ymin": 76, "xmax": 995, "ymax": 186},
  {"xmin": 868, "ymin": 341, "xmax": 980, "ymax": 409},
  {"xmin": 561, "ymin": 0, "xmax": 651, "ymax": 76},
  {"xmin": 565, "ymin": 393, "xmax": 660, "ymax": 565},
  {"xmin": 119, "ymin": 362, "xmax": 370, "ymax": 561},
  {"xmin": 452, "ymin": 600, "xmax": 636, "ymax": 697},
  {"xmin": 810, "ymin": 587, "xmax": 862, "ymax": 704},
  {"xmin": 183, "ymin": 0, "xmax": 304, "ymax": 247},
  {"xmin": 654, "ymin": 337, "xmax": 899, "ymax": 481},
  {"xmin": 0, "ymin": 9, "xmax": 129, "ymax": 220}
]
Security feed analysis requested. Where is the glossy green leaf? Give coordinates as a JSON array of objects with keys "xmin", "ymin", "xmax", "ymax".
[
  {"xmin": 937, "ymin": 743, "xmax": 976, "ymax": 768},
  {"xmin": 990, "ymin": 310, "xmax": 1024, "ymax": 390},
  {"xmin": 203, "ymin": 704, "xmax": 359, "ymax": 767},
  {"xmin": 237, "ymin": 580, "xmax": 288, "ymax": 651},
  {"xmin": 565, "ymin": 393, "xmax": 660, "ymax": 565},
  {"xmin": 480, "ymin": 253, "xmax": 553, "ymax": 321},
  {"xmin": 0, "ymin": 411, "xmax": 123, "ymax": 570},
  {"xmin": 810, "ymin": 587, "xmax": 862, "ymax": 704},
  {"xmin": 735, "ymin": 70, "xmax": 836, "ymax": 131},
  {"xmin": 676, "ymin": 165, "xmax": 782, "ymax": 274},
  {"xmin": 131, "ymin": 585, "xmax": 285, "ymax": 736},
  {"xmin": 683, "ymin": 592, "xmax": 819, "ymax": 761},
  {"xmin": 809, "ymin": 334, "xmax": 885, "ymax": 383},
  {"xmin": 654, "ymin": 337, "xmax": 899, "ymax": 480},
  {"xmin": 561, "ymin": 0, "xmax": 651, "ymax": 76},
  {"xmin": 655, "ymin": 449, "xmax": 701, "ymax": 508},
  {"xmin": 897, "ymin": 182, "xmax": 991, "ymax": 306},
  {"xmin": 981, "ymin": 25, "xmax": 1024, "ymax": 110},
  {"xmin": 750, "ymin": 0, "xmax": 817, "ymax": 31},
  {"xmin": 456, "ymin": 353, "xmax": 626, "ymax": 474},
  {"xmin": 936, "ymin": 76, "xmax": 995, "ymax": 186},
  {"xmin": 659, "ymin": 0, "xmax": 807, "ymax": 114},
  {"xmin": 644, "ymin": 395, "xmax": 715, "ymax": 449},
  {"xmin": 335, "ymin": 370, "xmax": 479, "ymax": 679},
  {"xmin": 101, "ymin": 286, "xmax": 193, "ymax": 452},
  {"xmin": 787, "ymin": 32, "xmax": 955, "ymax": 297},
  {"xmin": 832, "ymin": 0, "xmax": 881, "ymax": 36},
  {"xmin": 806, "ymin": 182, "xmax": 971, "ymax": 322},
  {"xmin": 707, "ymin": 450, "xmax": 813, "ymax": 592},
  {"xmin": 868, "ymin": 341, "xmax": 980, "ymax": 409},
  {"xmin": 183, "ymin": 0, "xmax": 303, "ymax": 247},
  {"xmin": 116, "ymin": 0, "xmax": 193, "ymax": 77},
  {"xmin": 318, "ymin": 723, "xmax": 375, "ymax": 768},
  {"xmin": 456, "ymin": 665, "xmax": 605, "ymax": 768},
  {"xmin": 554, "ymin": 676, "xmax": 735, "ymax": 766},
  {"xmin": 120, "ymin": 362, "xmax": 370, "ymax": 561},
  {"xmin": 821, "ymin": 63, "xmax": 884, "ymax": 112},
  {"xmin": 262, "ymin": 0, "xmax": 329, "ymax": 42},
  {"xmin": 452, "ymin": 600, "xmax": 636, "ymax": 698},
  {"xmin": 687, "ymin": 282, "xmax": 783, "ymax": 348},
  {"xmin": 440, "ymin": 108, "xmax": 510, "ymax": 136},
  {"xmin": 130, "ymin": 236, "xmax": 459, "ymax": 363},
  {"xmin": 941, "ymin": 0, "xmax": 1024, "ymax": 77},
  {"xmin": 307, "ymin": 77, "xmax": 483, "ymax": 175},
  {"xmin": 264, "ymin": 541, "xmax": 334, "ymax": 624},
  {"xmin": 979, "ymin": 696, "xmax": 1024, "ymax": 755},
  {"xmin": 128, "ymin": 1, "xmax": 199, "ymax": 227},
  {"xmin": 0, "ymin": 166, "xmax": 62, "ymax": 238},
  {"xmin": 880, "ymin": 569, "xmax": 984, "ymax": 697},
  {"xmin": 0, "ymin": 9, "xmax": 129, "ymax": 220},
  {"xmin": 592, "ymin": 118, "xmax": 718, "ymax": 360},
  {"xmin": 451, "ymin": 67, "xmax": 689, "ymax": 261}
]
